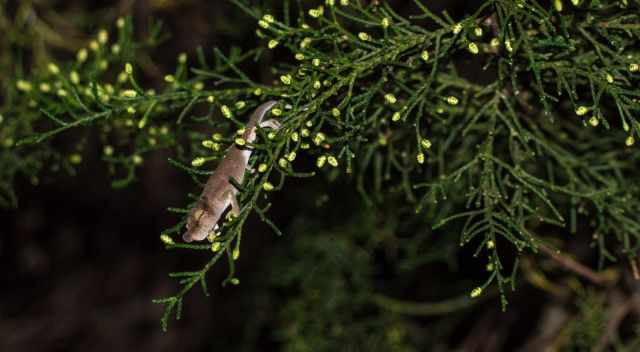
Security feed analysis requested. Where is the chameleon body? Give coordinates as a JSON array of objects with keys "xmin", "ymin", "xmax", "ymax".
[{"xmin": 182, "ymin": 100, "xmax": 279, "ymax": 242}]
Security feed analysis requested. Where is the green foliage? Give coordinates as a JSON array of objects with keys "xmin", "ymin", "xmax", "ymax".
[
  {"xmin": 267, "ymin": 214, "xmax": 415, "ymax": 351},
  {"xmin": 252, "ymin": 209, "xmax": 463, "ymax": 351},
  {"xmin": 562, "ymin": 290, "xmax": 608, "ymax": 351},
  {"xmin": 3, "ymin": 0, "xmax": 640, "ymax": 341}
]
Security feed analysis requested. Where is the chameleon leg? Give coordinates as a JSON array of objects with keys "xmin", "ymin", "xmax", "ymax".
[
  {"xmin": 260, "ymin": 119, "xmax": 281, "ymax": 130},
  {"xmin": 229, "ymin": 192, "xmax": 241, "ymax": 216},
  {"xmin": 223, "ymin": 189, "xmax": 241, "ymax": 216}
]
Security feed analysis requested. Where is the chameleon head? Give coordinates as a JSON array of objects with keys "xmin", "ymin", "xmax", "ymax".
[{"xmin": 182, "ymin": 206, "xmax": 223, "ymax": 242}]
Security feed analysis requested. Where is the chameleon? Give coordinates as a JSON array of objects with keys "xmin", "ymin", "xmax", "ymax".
[{"xmin": 182, "ymin": 100, "xmax": 280, "ymax": 242}]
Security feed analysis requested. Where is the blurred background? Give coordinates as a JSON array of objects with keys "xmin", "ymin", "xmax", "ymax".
[{"xmin": 2, "ymin": 0, "xmax": 639, "ymax": 351}]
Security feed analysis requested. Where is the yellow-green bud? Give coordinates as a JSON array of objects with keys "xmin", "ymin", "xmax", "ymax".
[
  {"xmin": 626, "ymin": 135, "xmax": 635, "ymax": 147},
  {"xmin": 191, "ymin": 157, "xmax": 205, "ymax": 167},
  {"xmin": 178, "ymin": 53, "xmax": 187, "ymax": 64},
  {"xmin": 575, "ymin": 106, "xmax": 588, "ymax": 116},
  {"xmin": 19, "ymin": 80, "xmax": 35, "ymax": 92},
  {"xmin": 316, "ymin": 155, "xmax": 327, "ymax": 168},
  {"xmin": 132, "ymin": 155, "xmax": 144, "ymax": 165},
  {"xmin": 121, "ymin": 89, "xmax": 137, "ymax": 98},
  {"xmin": 69, "ymin": 154, "xmax": 82, "ymax": 164},
  {"xmin": 70, "ymin": 71, "xmax": 80, "ymax": 84},
  {"xmin": 97, "ymin": 29, "xmax": 109, "ymax": 44},
  {"xmin": 48, "ymin": 63, "xmax": 60, "ymax": 75},
  {"xmin": 358, "ymin": 32, "xmax": 370, "ymax": 41},
  {"xmin": 102, "ymin": 145, "xmax": 113, "ymax": 156},
  {"xmin": 263, "ymin": 182, "xmax": 274, "ymax": 191},
  {"xmin": 384, "ymin": 93, "xmax": 397, "ymax": 104},
  {"xmin": 470, "ymin": 287, "xmax": 483, "ymax": 298},
  {"xmin": 300, "ymin": 37, "xmax": 312, "ymax": 48},
  {"xmin": 605, "ymin": 73, "xmax": 614, "ymax": 83},
  {"xmin": 263, "ymin": 14, "xmax": 275, "ymax": 23},
  {"xmin": 313, "ymin": 132, "xmax": 326, "ymax": 146},
  {"xmin": 554, "ymin": 0, "xmax": 563, "ymax": 11},
  {"xmin": 77, "ymin": 48, "xmax": 88, "ymax": 63},
  {"xmin": 308, "ymin": 6, "xmax": 324, "ymax": 18},
  {"xmin": 468, "ymin": 42, "xmax": 479, "ymax": 54},
  {"xmin": 160, "ymin": 234, "xmax": 174, "ymax": 245},
  {"xmin": 421, "ymin": 50, "xmax": 430, "ymax": 62},
  {"xmin": 505, "ymin": 40, "xmax": 513, "ymax": 52},
  {"xmin": 221, "ymin": 105, "xmax": 232, "ymax": 118},
  {"xmin": 280, "ymin": 74, "xmax": 292, "ymax": 85}
]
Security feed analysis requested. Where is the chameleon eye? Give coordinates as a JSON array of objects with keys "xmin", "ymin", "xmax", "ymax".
[{"xmin": 193, "ymin": 208, "xmax": 205, "ymax": 220}]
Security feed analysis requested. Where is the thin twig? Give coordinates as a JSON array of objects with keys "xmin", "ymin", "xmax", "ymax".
[
  {"xmin": 629, "ymin": 257, "xmax": 640, "ymax": 280},
  {"xmin": 371, "ymin": 290, "xmax": 494, "ymax": 316},
  {"xmin": 538, "ymin": 243, "xmax": 611, "ymax": 286}
]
